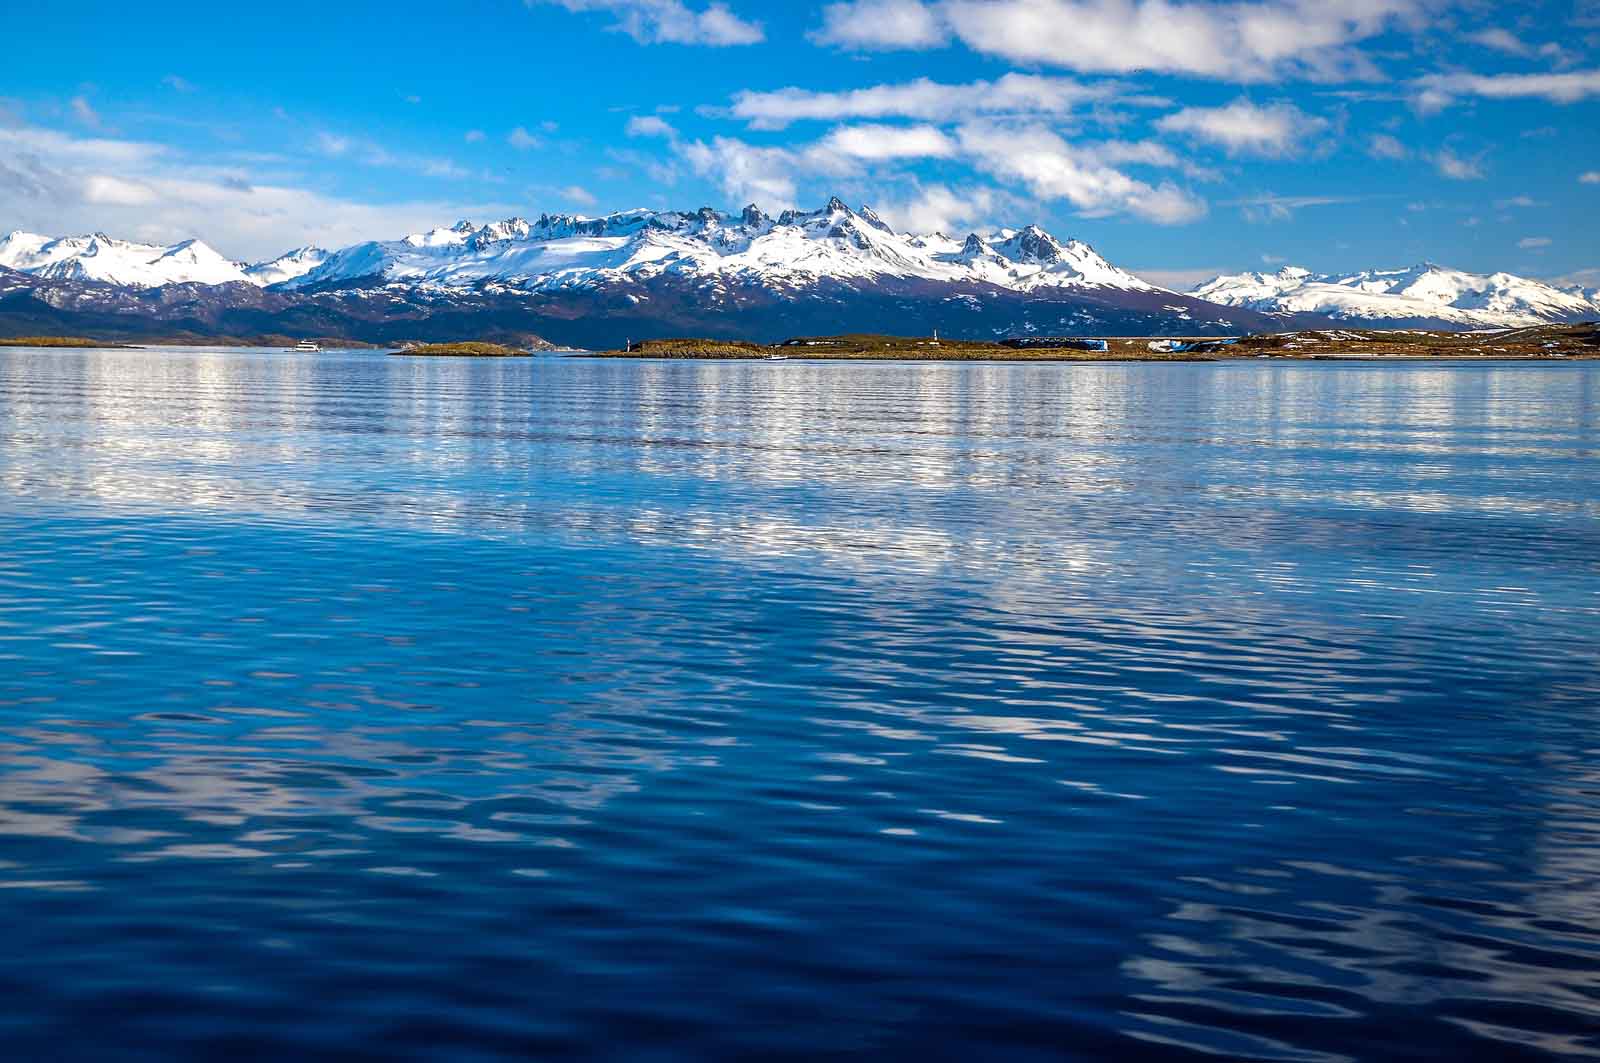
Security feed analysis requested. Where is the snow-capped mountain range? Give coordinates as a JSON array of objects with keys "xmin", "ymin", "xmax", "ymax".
[
  {"xmin": 0, "ymin": 230, "xmax": 252, "ymax": 287},
  {"xmin": 278, "ymin": 198, "xmax": 1159, "ymax": 296},
  {"xmin": 1190, "ymin": 264, "xmax": 1600, "ymax": 329},
  {"xmin": 1, "ymin": 199, "xmax": 1596, "ymax": 345}
]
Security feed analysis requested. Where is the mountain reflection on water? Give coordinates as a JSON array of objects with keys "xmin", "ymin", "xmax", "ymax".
[{"xmin": 0, "ymin": 346, "xmax": 1597, "ymax": 1061}]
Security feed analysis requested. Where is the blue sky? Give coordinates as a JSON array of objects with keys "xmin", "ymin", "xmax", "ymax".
[{"xmin": 2, "ymin": 0, "xmax": 1597, "ymax": 287}]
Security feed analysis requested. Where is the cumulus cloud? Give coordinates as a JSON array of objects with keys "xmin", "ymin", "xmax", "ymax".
[
  {"xmin": 507, "ymin": 126, "xmax": 543, "ymax": 150},
  {"xmin": 1416, "ymin": 69, "xmax": 1600, "ymax": 110},
  {"xmin": 812, "ymin": 0, "xmax": 948, "ymax": 48},
  {"xmin": 868, "ymin": 183, "xmax": 1000, "ymax": 232},
  {"xmin": 954, "ymin": 122, "xmax": 1206, "ymax": 223},
  {"xmin": 1156, "ymin": 100, "xmax": 1329, "ymax": 156},
  {"xmin": 0, "ymin": 124, "xmax": 522, "ymax": 260},
  {"xmin": 811, "ymin": 0, "xmax": 1426, "ymax": 82},
  {"xmin": 626, "ymin": 115, "xmax": 678, "ymax": 137},
  {"xmin": 679, "ymin": 136, "xmax": 804, "ymax": 205},
  {"xmin": 536, "ymin": 0, "xmax": 763, "ymax": 45},
  {"xmin": 816, "ymin": 123, "xmax": 957, "ymax": 160},
  {"xmin": 728, "ymin": 73, "xmax": 1122, "ymax": 130},
  {"xmin": 670, "ymin": 119, "xmax": 1204, "ymax": 225}
]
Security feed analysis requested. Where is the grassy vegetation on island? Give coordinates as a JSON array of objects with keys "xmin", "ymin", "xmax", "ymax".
[
  {"xmin": 0, "ymin": 336, "xmax": 138, "ymax": 348},
  {"xmin": 604, "ymin": 334, "xmax": 1210, "ymax": 361},
  {"xmin": 389, "ymin": 342, "xmax": 532, "ymax": 357},
  {"xmin": 598, "ymin": 323, "xmax": 1600, "ymax": 361}
]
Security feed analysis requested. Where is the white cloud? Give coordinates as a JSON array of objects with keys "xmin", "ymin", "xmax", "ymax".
[
  {"xmin": 1432, "ymin": 146, "xmax": 1484, "ymax": 180},
  {"xmin": 537, "ymin": 0, "xmax": 763, "ymax": 45},
  {"xmin": 816, "ymin": 123, "xmax": 957, "ymax": 160},
  {"xmin": 0, "ymin": 125, "xmax": 521, "ymax": 261},
  {"xmin": 680, "ymin": 137, "xmax": 803, "ymax": 206},
  {"xmin": 464, "ymin": 129, "xmax": 486, "ymax": 143},
  {"xmin": 626, "ymin": 115, "xmax": 678, "ymax": 138},
  {"xmin": 1416, "ymin": 69, "xmax": 1600, "ymax": 109},
  {"xmin": 812, "ymin": 0, "xmax": 948, "ymax": 48},
  {"xmin": 1367, "ymin": 132, "xmax": 1408, "ymax": 159},
  {"xmin": 561, "ymin": 184, "xmax": 599, "ymax": 206},
  {"xmin": 670, "ymin": 119, "xmax": 1204, "ymax": 224},
  {"xmin": 1580, "ymin": 171, "xmax": 1600, "ymax": 184},
  {"xmin": 868, "ymin": 183, "xmax": 999, "ymax": 232},
  {"xmin": 508, "ymin": 126, "xmax": 543, "ymax": 150},
  {"xmin": 729, "ymin": 73, "xmax": 1120, "ymax": 130},
  {"xmin": 811, "ymin": 0, "xmax": 1427, "ymax": 81},
  {"xmin": 1518, "ymin": 236, "xmax": 1551, "ymax": 249},
  {"xmin": 955, "ymin": 122, "xmax": 1206, "ymax": 223},
  {"xmin": 162, "ymin": 75, "xmax": 196, "ymax": 93},
  {"xmin": 1156, "ymin": 100, "xmax": 1329, "ymax": 156}
]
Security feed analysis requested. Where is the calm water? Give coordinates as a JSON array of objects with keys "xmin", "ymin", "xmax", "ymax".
[{"xmin": 1, "ymin": 346, "xmax": 1598, "ymax": 1061}]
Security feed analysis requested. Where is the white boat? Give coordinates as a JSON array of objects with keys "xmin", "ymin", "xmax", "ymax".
[{"xmin": 292, "ymin": 340, "xmax": 321, "ymax": 352}]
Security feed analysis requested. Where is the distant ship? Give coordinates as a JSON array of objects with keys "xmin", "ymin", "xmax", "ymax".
[{"xmin": 292, "ymin": 340, "xmax": 320, "ymax": 352}]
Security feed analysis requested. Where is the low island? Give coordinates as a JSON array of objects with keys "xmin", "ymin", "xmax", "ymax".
[
  {"xmin": 389, "ymin": 342, "xmax": 532, "ymax": 357},
  {"xmin": 598, "ymin": 324, "xmax": 1600, "ymax": 361},
  {"xmin": 0, "ymin": 336, "xmax": 140, "ymax": 349}
]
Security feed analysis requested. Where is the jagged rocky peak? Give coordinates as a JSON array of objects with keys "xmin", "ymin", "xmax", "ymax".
[
  {"xmin": 479, "ymin": 217, "xmax": 531, "ymax": 242},
  {"xmin": 961, "ymin": 233, "xmax": 992, "ymax": 256},
  {"xmin": 1010, "ymin": 225, "xmax": 1064, "ymax": 264},
  {"xmin": 740, "ymin": 204, "xmax": 769, "ymax": 227},
  {"xmin": 449, "ymin": 219, "xmax": 477, "ymax": 234},
  {"xmin": 824, "ymin": 196, "xmax": 851, "ymax": 215},
  {"xmin": 857, "ymin": 205, "xmax": 892, "ymax": 232}
]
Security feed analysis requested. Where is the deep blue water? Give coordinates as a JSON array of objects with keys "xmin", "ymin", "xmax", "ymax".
[{"xmin": 1, "ymin": 346, "xmax": 1598, "ymax": 1061}]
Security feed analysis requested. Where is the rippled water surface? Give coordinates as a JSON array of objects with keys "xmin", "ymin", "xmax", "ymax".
[{"xmin": 2, "ymin": 346, "xmax": 1598, "ymax": 1060}]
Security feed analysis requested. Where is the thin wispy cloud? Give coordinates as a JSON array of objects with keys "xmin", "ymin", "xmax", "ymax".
[
  {"xmin": 1433, "ymin": 146, "xmax": 1485, "ymax": 180},
  {"xmin": 69, "ymin": 96, "xmax": 103, "ymax": 129},
  {"xmin": 1223, "ymin": 192, "xmax": 1362, "ymax": 223},
  {"xmin": 728, "ymin": 74, "xmax": 1125, "ymax": 130},
  {"xmin": 535, "ymin": 0, "xmax": 764, "ymax": 45},
  {"xmin": 1368, "ymin": 133, "xmax": 1409, "ymax": 159},
  {"xmin": 1416, "ymin": 69, "xmax": 1600, "ymax": 110}
]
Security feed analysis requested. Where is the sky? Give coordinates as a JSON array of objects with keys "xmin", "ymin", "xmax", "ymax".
[{"xmin": 1, "ymin": 0, "xmax": 1598, "ymax": 288}]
